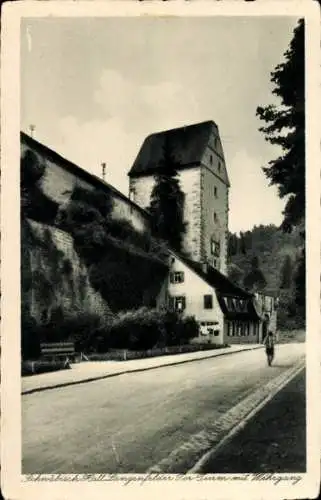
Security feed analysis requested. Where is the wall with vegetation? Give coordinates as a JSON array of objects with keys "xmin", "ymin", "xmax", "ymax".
[{"xmin": 21, "ymin": 219, "xmax": 112, "ymax": 327}]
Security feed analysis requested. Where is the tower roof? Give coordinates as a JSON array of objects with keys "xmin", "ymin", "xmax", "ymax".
[{"xmin": 128, "ymin": 120, "xmax": 221, "ymax": 177}]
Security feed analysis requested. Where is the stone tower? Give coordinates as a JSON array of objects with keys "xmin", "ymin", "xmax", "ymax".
[{"xmin": 128, "ymin": 121, "xmax": 230, "ymax": 275}]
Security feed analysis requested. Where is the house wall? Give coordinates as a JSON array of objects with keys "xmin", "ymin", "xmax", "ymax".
[
  {"xmin": 223, "ymin": 320, "xmax": 260, "ymax": 345},
  {"xmin": 21, "ymin": 142, "xmax": 148, "ymax": 233},
  {"xmin": 253, "ymin": 293, "xmax": 278, "ymax": 342},
  {"xmin": 166, "ymin": 256, "xmax": 225, "ymax": 345}
]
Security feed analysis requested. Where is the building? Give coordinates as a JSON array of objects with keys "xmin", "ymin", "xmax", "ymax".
[
  {"xmin": 129, "ymin": 120, "xmax": 278, "ymax": 344},
  {"xmin": 128, "ymin": 121, "xmax": 229, "ymax": 274},
  {"xmin": 20, "ymin": 124, "xmax": 278, "ymax": 346},
  {"xmin": 166, "ymin": 251, "xmax": 277, "ymax": 345}
]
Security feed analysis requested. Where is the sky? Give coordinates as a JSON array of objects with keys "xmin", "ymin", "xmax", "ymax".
[{"xmin": 21, "ymin": 16, "xmax": 299, "ymax": 234}]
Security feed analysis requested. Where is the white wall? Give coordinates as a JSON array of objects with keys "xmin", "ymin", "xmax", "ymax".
[{"xmin": 168, "ymin": 256, "xmax": 224, "ymax": 344}]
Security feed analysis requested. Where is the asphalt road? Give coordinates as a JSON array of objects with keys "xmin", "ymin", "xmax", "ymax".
[{"xmin": 22, "ymin": 343, "xmax": 305, "ymax": 474}]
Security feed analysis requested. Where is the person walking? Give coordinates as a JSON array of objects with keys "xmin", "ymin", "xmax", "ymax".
[{"xmin": 263, "ymin": 330, "xmax": 275, "ymax": 366}]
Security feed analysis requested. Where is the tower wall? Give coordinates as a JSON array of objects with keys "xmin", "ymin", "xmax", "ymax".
[
  {"xmin": 200, "ymin": 164, "xmax": 229, "ymax": 275},
  {"xmin": 130, "ymin": 167, "xmax": 202, "ymax": 260}
]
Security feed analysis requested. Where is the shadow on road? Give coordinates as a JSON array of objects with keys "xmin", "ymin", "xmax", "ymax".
[{"xmin": 270, "ymin": 363, "xmax": 294, "ymax": 368}]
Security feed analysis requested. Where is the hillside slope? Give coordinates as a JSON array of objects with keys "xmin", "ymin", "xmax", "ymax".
[{"xmin": 227, "ymin": 224, "xmax": 304, "ymax": 329}]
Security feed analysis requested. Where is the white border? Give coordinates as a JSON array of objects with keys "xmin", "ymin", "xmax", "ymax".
[{"xmin": 1, "ymin": 2, "xmax": 320, "ymax": 500}]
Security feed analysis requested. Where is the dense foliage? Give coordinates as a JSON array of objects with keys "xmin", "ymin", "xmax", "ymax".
[
  {"xmin": 21, "ymin": 149, "xmax": 59, "ymax": 224},
  {"xmin": 95, "ymin": 308, "xmax": 199, "ymax": 352},
  {"xmin": 243, "ymin": 256, "xmax": 267, "ymax": 292},
  {"xmin": 256, "ymin": 19, "xmax": 305, "ymax": 323},
  {"xmin": 227, "ymin": 224, "xmax": 304, "ymax": 329},
  {"xmin": 148, "ymin": 137, "xmax": 186, "ymax": 251},
  {"xmin": 256, "ymin": 19, "xmax": 305, "ymax": 233},
  {"xmin": 55, "ymin": 186, "xmax": 169, "ymax": 313}
]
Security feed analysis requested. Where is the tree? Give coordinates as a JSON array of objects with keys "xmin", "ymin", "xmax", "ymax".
[
  {"xmin": 294, "ymin": 248, "xmax": 305, "ymax": 311},
  {"xmin": 228, "ymin": 263, "xmax": 244, "ymax": 287},
  {"xmin": 21, "ymin": 149, "xmax": 59, "ymax": 223},
  {"xmin": 256, "ymin": 19, "xmax": 304, "ymax": 233},
  {"xmin": 256, "ymin": 19, "xmax": 305, "ymax": 320},
  {"xmin": 243, "ymin": 255, "xmax": 267, "ymax": 292},
  {"xmin": 280, "ymin": 254, "xmax": 293, "ymax": 289},
  {"xmin": 148, "ymin": 137, "xmax": 186, "ymax": 251}
]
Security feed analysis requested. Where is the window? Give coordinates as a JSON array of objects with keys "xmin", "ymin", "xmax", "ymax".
[
  {"xmin": 169, "ymin": 271, "xmax": 184, "ymax": 284},
  {"xmin": 214, "ymin": 330, "xmax": 220, "ymax": 336},
  {"xmin": 234, "ymin": 299, "xmax": 241, "ymax": 313},
  {"xmin": 210, "ymin": 155, "xmax": 213, "ymax": 165},
  {"xmin": 218, "ymin": 162, "xmax": 221, "ymax": 172},
  {"xmin": 170, "ymin": 296, "xmax": 186, "ymax": 312},
  {"xmin": 214, "ymin": 186, "xmax": 218, "ymax": 197},
  {"xmin": 213, "ymin": 259, "xmax": 217, "ymax": 269},
  {"xmin": 226, "ymin": 297, "xmax": 235, "ymax": 312},
  {"xmin": 204, "ymin": 294, "xmax": 213, "ymax": 309},
  {"xmin": 214, "ymin": 212, "xmax": 218, "ymax": 222},
  {"xmin": 211, "ymin": 240, "xmax": 220, "ymax": 257}
]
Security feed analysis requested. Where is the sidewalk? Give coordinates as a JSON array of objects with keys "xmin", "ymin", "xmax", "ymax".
[
  {"xmin": 22, "ymin": 343, "xmax": 263, "ymax": 395},
  {"xmin": 200, "ymin": 369, "xmax": 306, "ymax": 473}
]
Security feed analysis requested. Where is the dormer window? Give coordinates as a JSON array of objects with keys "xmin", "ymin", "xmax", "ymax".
[{"xmin": 170, "ymin": 271, "xmax": 184, "ymax": 284}]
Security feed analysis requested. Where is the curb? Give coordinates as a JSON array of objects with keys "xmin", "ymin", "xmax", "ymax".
[{"xmin": 22, "ymin": 345, "xmax": 264, "ymax": 395}]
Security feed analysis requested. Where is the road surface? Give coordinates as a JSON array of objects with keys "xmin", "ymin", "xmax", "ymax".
[
  {"xmin": 22, "ymin": 343, "xmax": 305, "ymax": 474},
  {"xmin": 201, "ymin": 369, "xmax": 306, "ymax": 473}
]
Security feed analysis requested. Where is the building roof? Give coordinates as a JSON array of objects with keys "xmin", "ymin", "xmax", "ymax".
[
  {"xmin": 21, "ymin": 132, "xmax": 150, "ymax": 219},
  {"xmin": 170, "ymin": 252, "xmax": 261, "ymax": 321},
  {"xmin": 173, "ymin": 252, "xmax": 251, "ymax": 298},
  {"xmin": 128, "ymin": 120, "xmax": 221, "ymax": 177}
]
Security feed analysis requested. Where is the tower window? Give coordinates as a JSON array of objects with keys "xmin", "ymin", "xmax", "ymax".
[
  {"xmin": 211, "ymin": 239, "xmax": 220, "ymax": 257},
  {"xmin": 204, "ymin": 295, "xmax": 213, "ymax": 309},
  {"xmin": 214, "ymin": 186, "xmax": 217, "ymax": 197},
  {"xmin": 210, "ymin": 155, "xmax": 213, "ymax": 165},
  {"xmin": 218, "ymin": 162, "xmax": 221, "ymax": 172}
]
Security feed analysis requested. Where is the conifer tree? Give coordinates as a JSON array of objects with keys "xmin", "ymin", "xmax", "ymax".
[
  {"xmin": 256, "ymin": 19, "xmax": 305, "ymax": 317},
  {"xmin": 243, "ymin": 255, "xmax": 267, "ymax": 291},
  {"xmin": 256, "ymin": 19, "xmax": 305, "ymax": 233},
  {"xmin": 280, "ymin": 254, "xmax": 293, "ymax": 289},
  {"xmin": 148, "ymin": 137, "xmax": 186, "ymax": 252}
]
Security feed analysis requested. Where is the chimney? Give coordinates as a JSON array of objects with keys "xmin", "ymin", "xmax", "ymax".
[{"xmin": 29, "ymin": 124, "xmax": 35, "ymax": 138}]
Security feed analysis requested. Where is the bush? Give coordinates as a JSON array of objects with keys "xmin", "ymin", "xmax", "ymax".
[
  {"xmin": 95, "ymin": 308, "xmax": 199, "ymax": 352},
  {"xmin": 29, "ymin": 310, "xmax": 105, "ymax": 354},
  {"xmin": 21, "ymin": 314, "xmax": 41, "ymax": 361},
  {"xmin": 97, "ymin": 307, "xmax": 162, "ymax": 351}
]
